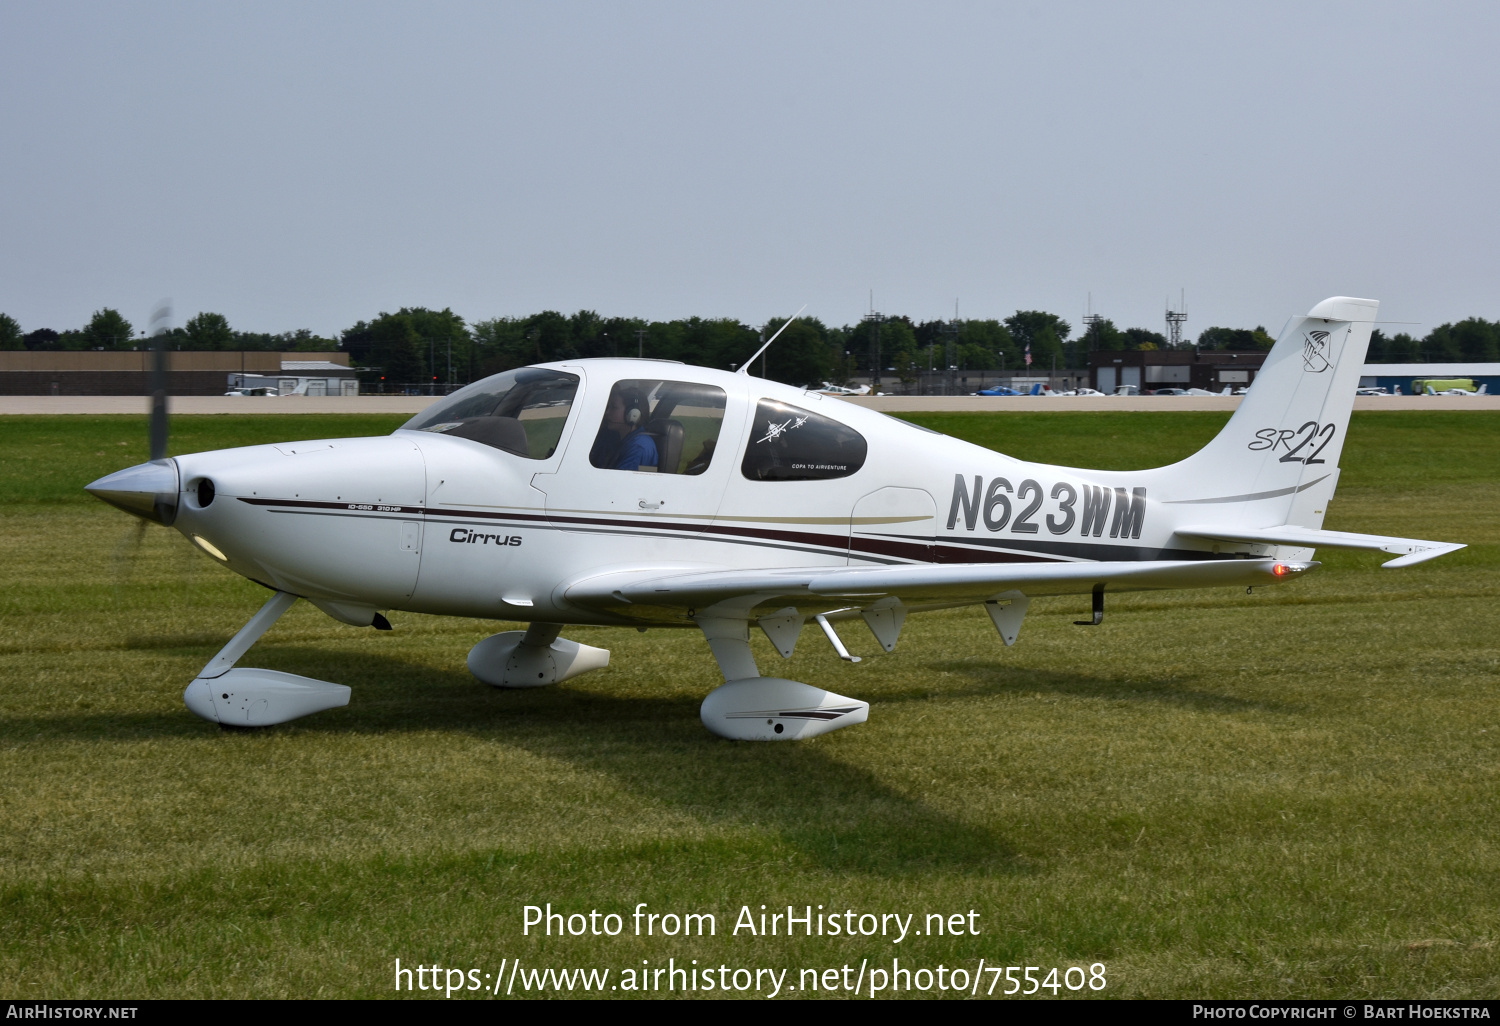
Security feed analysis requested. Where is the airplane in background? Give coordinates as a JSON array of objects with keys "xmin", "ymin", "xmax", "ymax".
[
  {"xmin": 975, "ymin": 383, "xmax": 1037, "ymax": 396},
  {"xmin": 86, "ymin": 297, "xmax": 1465, "ymax": 740},
  {"xmin": 813, "ymin": 382, "xmax": 872, "ymax": 397}
]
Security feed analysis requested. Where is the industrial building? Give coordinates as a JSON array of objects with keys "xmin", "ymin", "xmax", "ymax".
[
  {"xmin": 0, "ymin": 351, "xmax": 356, "ymax": 396},
  {"xmin": 1357, "ymin": 363, "xmax": 1500, "ymax": 394},
  {"xmin": 1090, "ymin": 350, "xmax": 1499, "ymax": 396},
  {"xmin": 1090, "ymin": 349, "xmax": 1267, "ymax": 393}
]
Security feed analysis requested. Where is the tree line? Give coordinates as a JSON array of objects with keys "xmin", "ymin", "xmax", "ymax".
[
  {"xmin": 1367, "ymin": 322, "xmax": 1500, "ymax": 364},
  {"xmin": 0, "ymin": 309, "xmax": 337, "ymax": 355},
  {"xmin": 3, "ymin": 306, "xmax": 1495, "ymax": 388}
]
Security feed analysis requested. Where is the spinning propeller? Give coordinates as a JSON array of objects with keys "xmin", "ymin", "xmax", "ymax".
[{"xmin": 87, "ymin": 301, "xmax": 180, "ymax": 532}]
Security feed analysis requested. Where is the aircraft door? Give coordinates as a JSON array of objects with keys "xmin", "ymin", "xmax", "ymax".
[
  {"xmin": 536, "ymin": 377, "xmax": 746, "ymax": 544},
  {"xmin": 849, "ymin": 486, "xmax": 937, "ymax": 566}
]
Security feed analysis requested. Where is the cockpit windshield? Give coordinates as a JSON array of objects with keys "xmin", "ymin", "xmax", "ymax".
[{"xmin": 397, "ymin": 367, "xmax": 580, "ymax": 459}]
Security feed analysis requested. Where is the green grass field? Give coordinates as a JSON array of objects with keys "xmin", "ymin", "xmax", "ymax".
[{"xmin": 1, "ymin": 412, "xmax": 1497, "ymax": 999}]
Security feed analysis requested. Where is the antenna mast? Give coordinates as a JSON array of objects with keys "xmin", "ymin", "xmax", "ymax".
[
  {"xmin": 861, "ymin": 302, "xmax": 885, "ymax": 391},
  {"xmin": 939, "ymin": 300, "xmax": 960, "ymax": 395},
  {"xmin": 1165, "ymin": 289, "xmax": 1188, "ymax": 348},
  {"xmin": 1082, "ymin": 292, "xmax": 1102, "ymax": 347},
  {"xmin": 738, "ymin": 305, "xmax": 807, "ymax": 375}
]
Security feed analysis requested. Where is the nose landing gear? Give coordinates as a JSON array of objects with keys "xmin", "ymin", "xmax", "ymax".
[{"xmin": 183, "ymin": 591, "xmax": 350, "ymax": 727}]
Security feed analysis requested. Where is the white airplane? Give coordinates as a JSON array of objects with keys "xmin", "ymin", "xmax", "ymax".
[
  {"xmin": 87, "ymin": 297, "xmax": 1465, "ymax": 740},
  {"xmin": 814, "ymin": 382, "xmax": 871, "ymax": 397}
]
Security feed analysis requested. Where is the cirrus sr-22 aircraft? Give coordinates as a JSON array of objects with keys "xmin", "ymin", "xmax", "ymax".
[{"xmin": 86, "ymin": 296, "xmax": 1464, "ymax": 740}]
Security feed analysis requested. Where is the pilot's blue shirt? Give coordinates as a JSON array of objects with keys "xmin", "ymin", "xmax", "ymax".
[{"xmin": 614, "ymin": 430, "xmax": 659, "ymax": 471}]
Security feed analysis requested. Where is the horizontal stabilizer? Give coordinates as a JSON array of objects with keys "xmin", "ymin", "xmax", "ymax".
[{"xmin": 1175, "ymin": 525, "xmax": 1465, "ymax": 568}]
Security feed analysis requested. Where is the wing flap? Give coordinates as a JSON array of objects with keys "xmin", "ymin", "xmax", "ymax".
[{"xmin": 1175, "ymin": 525, "xmax": 1465, "ymax": 568}]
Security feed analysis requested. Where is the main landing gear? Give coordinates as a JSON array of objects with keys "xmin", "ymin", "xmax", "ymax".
[
  {"xmin": 693, "ymin": 616, "xmax": 868, "ymax": 741},
  {"xmin": 182, "ymin": 597, "xmax": 890, "ymax": 741}
]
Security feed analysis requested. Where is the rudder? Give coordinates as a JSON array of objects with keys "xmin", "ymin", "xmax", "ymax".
[{"xmin": 1155, "ymin": 296, "xmax": 1378, "ymax": 530}]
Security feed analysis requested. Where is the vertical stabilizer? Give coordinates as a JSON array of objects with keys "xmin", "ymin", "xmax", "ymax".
[{"xmin": 1156, "ymin": 297, "xmax": 1378, "ymax": 531}]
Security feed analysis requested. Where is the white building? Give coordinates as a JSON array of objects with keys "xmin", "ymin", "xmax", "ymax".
[{"xmin": 228, "ymin": 360, "xmax": 359, "ymax": 396}]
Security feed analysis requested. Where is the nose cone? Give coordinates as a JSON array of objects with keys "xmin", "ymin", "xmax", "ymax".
[{"xmin": 85, "ymin": 459, "xmax": 180, "ymax": 525}]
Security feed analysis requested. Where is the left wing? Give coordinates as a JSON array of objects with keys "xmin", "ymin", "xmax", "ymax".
[{"xmin": 564, "ymin": 557, "xmax": 1313, "ymax": 621}]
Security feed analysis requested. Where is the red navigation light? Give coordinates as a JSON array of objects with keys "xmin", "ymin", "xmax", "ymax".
[{"xmin": 1272, "ymin": 563, "xmax": 1290, "ymax": 576}]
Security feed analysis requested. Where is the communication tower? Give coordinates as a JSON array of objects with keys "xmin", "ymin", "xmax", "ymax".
[
  {"xmin": 1165, "ymin": 290, "xmax": 1188, "ymax": 349},
  {"xmin": 939, "ymin": 301, "xmax": 960, "ymax": 395},
  {"xmin": 1082, "ymin": 293, "xmax": 1103, "ymax": 349},
  {"xmin": 861, "ymin": 306, "xmax": 885, "ymax": 389}
]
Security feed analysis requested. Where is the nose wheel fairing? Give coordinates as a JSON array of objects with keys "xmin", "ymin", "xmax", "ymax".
[
  {"xmin": 183, "ymin": 591, "xmax": 349, "ymax": 728},
  {"xmin": 185, "ymin": 669, "xmax": 349, "ymax": 727}
]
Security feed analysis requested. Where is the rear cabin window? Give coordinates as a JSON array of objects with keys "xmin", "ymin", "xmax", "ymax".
[
  {"xmin": 398, "ymin": 367, "xmax": 579, "ymax": 459},
  {"xmin": 741, "ymin": 399, "xmax": 867, "ymax": 481},
  {"xmin": 589, "ymin": 379, "xmax": 727, "ymax": 474}
]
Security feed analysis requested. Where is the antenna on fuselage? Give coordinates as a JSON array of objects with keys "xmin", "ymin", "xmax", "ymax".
[{"xmin": 737, "ymin": 304, "xmax": 807, "ymax": 375}]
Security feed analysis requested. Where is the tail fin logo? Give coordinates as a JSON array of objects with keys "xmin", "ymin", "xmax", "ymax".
[{"xmin": 1301, "ymin": 330, "xmax": 1332, "ymax": 373}]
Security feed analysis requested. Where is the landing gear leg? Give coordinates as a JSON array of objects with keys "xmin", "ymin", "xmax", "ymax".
[{"xmin": 695, "ymin": 616, "xmax": 759, "ymax": 681}]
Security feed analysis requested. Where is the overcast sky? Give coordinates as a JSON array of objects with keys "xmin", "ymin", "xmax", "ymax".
[{"xmin": 2, "ymin": 1, "xmax": 1497, "ymax": 342}]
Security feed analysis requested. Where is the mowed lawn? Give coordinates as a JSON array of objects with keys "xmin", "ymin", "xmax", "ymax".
[{"xmin": 0, "ymin": 411, "xmax": 1496, "ymax": 999}]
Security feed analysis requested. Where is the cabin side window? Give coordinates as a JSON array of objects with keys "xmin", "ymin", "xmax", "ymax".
[
  {"xmin": 589, "ymin": 379, "xmax": 727, "ymax": 474},
  {"xmin": 397, "ymin": 367, "xmax": 579, "ymax": 459},
  {"xmin": 740, "ymin": 399, "xmax": 868, "ymax": 481}
]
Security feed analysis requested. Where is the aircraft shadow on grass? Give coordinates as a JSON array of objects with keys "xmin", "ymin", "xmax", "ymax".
[
  {"xmin": 117, "ymin": 632, "xmax": 251, "ymax": 652},
  {"xmin": 911, "ymin": 661, "xmax": 1294, "ymax": 715},
  {"xmin": 15, "ymin": 645, "xmax": 1019, "ymax": 876}
]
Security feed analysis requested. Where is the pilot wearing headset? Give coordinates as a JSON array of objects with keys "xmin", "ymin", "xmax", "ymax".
[{"xmin": 589, "ymin": 386, "xmax": 660, "ymax": 471}]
